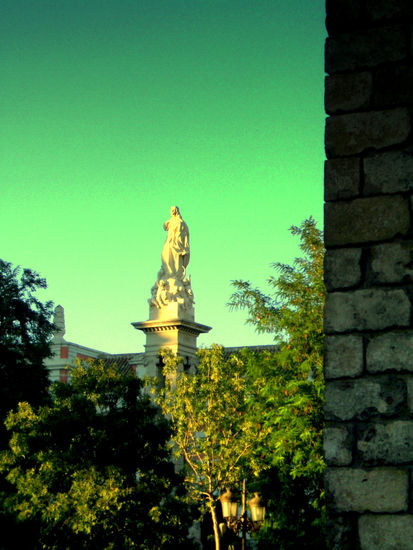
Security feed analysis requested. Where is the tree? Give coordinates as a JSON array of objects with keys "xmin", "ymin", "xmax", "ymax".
[
  {"xmin": 0, "ymin": 260, "xmax": 54, "ymax": 437},
  {"xmin": 0, "ymin": 259, "xmax": 55, "ymax": 546},
  {"xmin": 0, "ymin": 360, "xmax": 195, "ymax": 549},
  {"xmin": 156, "ymin": 346, "xmax": 269, "ymax": 550},
  {"xmin": 228, "ymin": 218, "xmax": 326, "ymax": 549}
]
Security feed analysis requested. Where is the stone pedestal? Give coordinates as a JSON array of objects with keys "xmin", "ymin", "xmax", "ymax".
[
  {"xmin": 132, "ymin": 318, "xmax": 211, "ymax": 379},
  {"xmin": 149, "ymin": 300, "xmax": 194, "ymax": 322}
]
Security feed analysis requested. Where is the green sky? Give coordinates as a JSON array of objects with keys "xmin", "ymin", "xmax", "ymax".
[{"xmin": 0, "ymin": 0, "xmax": 326, "ymax": 353}]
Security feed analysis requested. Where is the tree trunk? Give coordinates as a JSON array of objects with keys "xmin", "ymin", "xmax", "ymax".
[
  {"xmin": 241, "ymin": 478, "xmax": 247, "ymax": 550},
  {"xmin": 209, "ymin": 498, "xmax": 221, "ymax": 550}
]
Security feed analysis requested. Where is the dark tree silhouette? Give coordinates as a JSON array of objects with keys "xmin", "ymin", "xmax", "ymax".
[{"xmin": 0, "ymin": 259, "xmax": 55, "ymax": 547}]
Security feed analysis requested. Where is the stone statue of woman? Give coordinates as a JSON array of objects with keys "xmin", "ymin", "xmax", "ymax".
[
  {"xmin": 149, "ymin": 206, "xmax": 194, "ymax": 314},
  {"xmin": 161, "ymin": 206, "xmax": 190, "ymax": 280}
]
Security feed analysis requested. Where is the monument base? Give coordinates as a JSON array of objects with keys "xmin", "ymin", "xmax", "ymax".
[
  {"xmin": 132, "ymin": 318, "xmax": 211, "ymax": 378},
  {"xmin": 149, "ymin": 301, "xmax": 194, "ymax": 322}
]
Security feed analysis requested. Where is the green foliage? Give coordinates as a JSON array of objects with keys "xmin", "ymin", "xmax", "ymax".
[
  {"xmin": 0, "ymin": 361, "xmax": 195, "ymax": 550},
  {"xmin": 156, "ymin": 346, "xmax": 269, "ymax": 550},
  {"xmin": 0, "ymin": 259, "xmax": 55, "ymax": 546},
  {"xmin": 158, "ymin": 346, "xmax": 268, "ymax": 495},
  {"xmin": 251, "ymin": 467, "xmax": 326, "ymax": 550},
  {"xmin": 0, "ymin": 259, "xmax": 54, "ymax": 444},
  {"xmin": 228, "ymin": 218, "xmax": 326, "ymax": 549}
]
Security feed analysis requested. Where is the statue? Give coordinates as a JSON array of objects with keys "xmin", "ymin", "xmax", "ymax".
[
  {"xmin": 161, "ymin": 206, "xmax": 190, "ymax": 279},
  {"xmin": 149, "ymin": 206, "xmax": 194, "ymax": 316}
]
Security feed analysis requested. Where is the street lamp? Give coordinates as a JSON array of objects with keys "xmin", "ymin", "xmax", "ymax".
[
  {"xmin": 249, "ymin": 492, "xmax": 266, "ymax": 524},
  {"xmin": 220, "ymin": 488, "xmax": 238, "ymax": 524},
  {"xmin": 220, "ymin": 480, "xmax": 265, "ymax": 549}
]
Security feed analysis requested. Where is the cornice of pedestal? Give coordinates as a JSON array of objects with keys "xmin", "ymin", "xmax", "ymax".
[{"xmin": 132, "ymin": 318, "xmax": 212, "ymax": 336}]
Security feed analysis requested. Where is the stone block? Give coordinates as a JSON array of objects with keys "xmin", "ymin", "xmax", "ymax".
[
  {"xmin": 364, "ymin": 149, "xmax": 413, "ymax": 195},
  {"xmin": 325, "ymin": 0, "xmax": 363, "ymax": 35},
  {"xmin": 327, "ymin": 515, "xmax": 359, "ymax": 550},
  {"xmin": 325, "ymin": 27, "xmax": 407, "ymax": 74},
  {"xmin": 324, "ymin": 424, "xmax": 354, "ymax": 466},
  {"xmin": 325, "ymin": 467, "xmax": 408, "ymax": 513},
  {"xmin": 325, "ymin": 376, "xmax": 406, "ymax": 421},
  {"xmin": 324, "ymin": 196, "xmax": 410, "ymax": 246},
  {"xmin": 325, "ymin": 157, "xmax": 360, "ymax": 201},
  {"xmin": 359, "ymin": 514, "xmax": 413, "ymax": 550},
  {"xmin": 365, "ymin": 0, "xmax": 413, "ymax": 22},
  {"xmin": 367, "ymin": 332, "xmax": 413, "ymax": 373},
  {"xmin": 324, "ymin": 288, "xmax": 411, "ymax": 333},
  {"xmin": 407, "ymin": 377, "xmax": 413, "ymax": 413},
  {"xmin": 325, "ymin": 109, "xmax": 410, "ymax": 157},
  {"xmin": 357, "ymin": 421, "xmax": 413, "ymax": 464},
  {"xmin": 374, "ymin": 65, "xmax": 413, "ymax": 108},
  {"xmin": 325, "ymin": 334, "xmax": 363, "ymax": 379},
  {"xmin": 368, "ymin": 242, "xmax": 413, "ymax": 284},
  {"xmin": 325, "ymin": 72, "xmax": 372, "ymax": 114},
  {"xmin": 324, "ymin": 248, "xmax": 362, "ymax": 291}
]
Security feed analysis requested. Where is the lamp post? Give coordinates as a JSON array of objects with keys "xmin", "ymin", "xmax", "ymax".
[{"xmin": 220, "ymin": 480, "xmax": 265, "ymax": 549}]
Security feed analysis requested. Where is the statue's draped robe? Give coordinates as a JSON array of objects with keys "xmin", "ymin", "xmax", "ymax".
[{"xmin": 161, "ymin": 216, "xmax": 190, "ymax": 278}]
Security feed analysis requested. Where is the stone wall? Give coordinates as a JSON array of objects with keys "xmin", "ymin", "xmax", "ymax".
[{"xmin": 323, "ymin": 1, "xmax": 413, "ymax": 548}]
